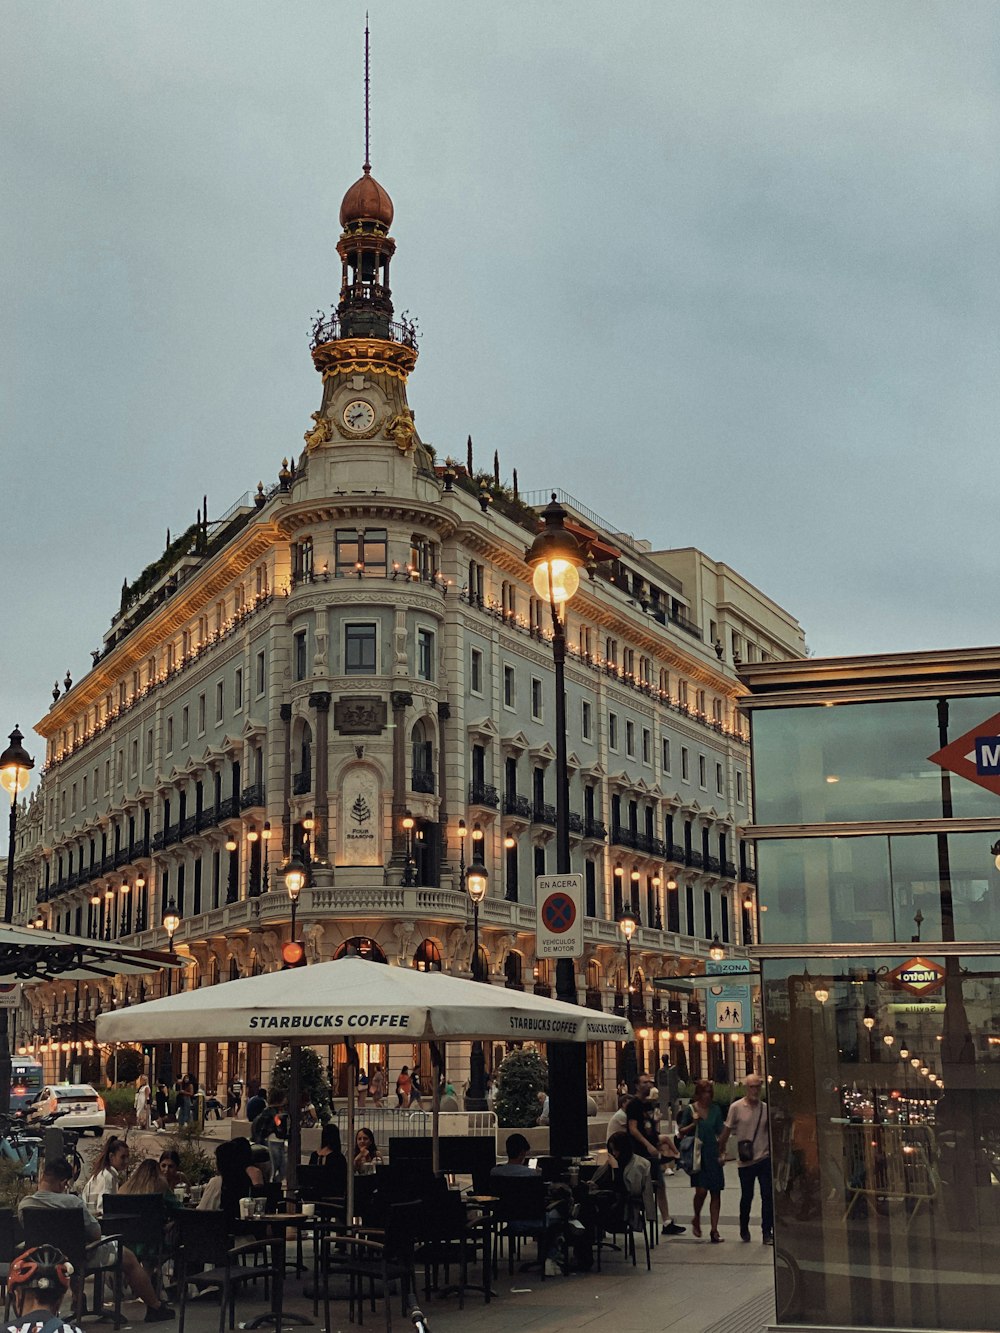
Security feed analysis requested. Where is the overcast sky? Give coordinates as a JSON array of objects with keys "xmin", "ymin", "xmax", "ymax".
[{"xmin": 3, "ymin": 1, "xmax": 998, "ymax": 757}]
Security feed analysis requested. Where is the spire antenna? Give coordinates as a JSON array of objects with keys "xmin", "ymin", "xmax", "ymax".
[{"xmin": 363, "ymin": 13, "xmax": 371, "ymax": 174}]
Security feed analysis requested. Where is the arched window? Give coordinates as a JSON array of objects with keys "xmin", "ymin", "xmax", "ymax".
[
  {"xmin": 413, "ymin": 939, "xmax": 442, "ymax": 972},
  {"xmin": 472, "ymin": 945, "xmax": 489, "ymax": 983},
  {"xmin": 333, "ymin": 937, "xmax": 388, "ymax": 964},
  {"xmin": 411, "ymin": 719, "xmax": 434, "ymax": 793},
  {"xmin": 504, "ymin": 952, "xmax": 524, "ymax": 990}
]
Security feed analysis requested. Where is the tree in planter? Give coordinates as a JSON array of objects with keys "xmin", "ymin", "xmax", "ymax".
[
  {"xmin": 104, "ymin": 1047, "xmax": 143, "ymax": 1085},
  {"xmin": 494, "ymin": 1049, "xmax": 548, "ymax": 1128},
  {"xmin": 269, "ymin": 1046, "xmax": 332, "ymax": 1124}
]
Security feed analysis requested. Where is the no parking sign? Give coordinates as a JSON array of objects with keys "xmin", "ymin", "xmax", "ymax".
[{"xmin": 535, "ymin": 874, "xmax": 584, "ymax": 959}]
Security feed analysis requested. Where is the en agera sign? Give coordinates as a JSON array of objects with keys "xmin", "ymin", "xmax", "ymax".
[{"xmin": 886, "ymin": 956, "xmax": 946, "ymax": 998}]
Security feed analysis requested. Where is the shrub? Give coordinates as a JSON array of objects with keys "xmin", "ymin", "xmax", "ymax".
[
  {"xmin": 494, "ymin": 1049, "xmax": 548, "ymax": 1128},
  {"xmin": 175, "ymin": 1134, "xmax": 216, "ymax": 1185},
  {"xmin": 105, "ymin": 1049, "xmax": 143, "ymax": 1084},
  {"xmin": 101, "ymin": 1086, "xmax": 138, "ymax": 1126},
  {"xmin": 269, "ymin": 1047, "xmax": 332, "ymax": 1124}
]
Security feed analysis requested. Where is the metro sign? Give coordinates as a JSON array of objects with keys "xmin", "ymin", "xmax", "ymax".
[
  {"xmin": 928, "ymin": 709, "xmax": 1000, "ymax": 798},
  {"xmin": 886, "ymin": 956, "xmax": 946, "ymax": 998}
]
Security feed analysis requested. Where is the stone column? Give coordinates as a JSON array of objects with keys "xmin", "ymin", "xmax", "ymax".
[
  {"xmin": 309, "ymin": 692, "xmax": 332, "ymax": 862},
  {"xmin": 436, "ymin": 701, "xmax": 451, "ymax": 879},
  {"xmin": 279, "ymin": 704, "xmax": 292, "ymax": 858},
  {"xmin": 389, "ymin": 692, "xmax": 413, "ymax": 872}
]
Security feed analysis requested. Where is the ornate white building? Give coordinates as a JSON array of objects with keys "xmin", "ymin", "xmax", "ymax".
[{"xmin": 13, "ymin": 150, "xmax": 804, "ymax": 1103}]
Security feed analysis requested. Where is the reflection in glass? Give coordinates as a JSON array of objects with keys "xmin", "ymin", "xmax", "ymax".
[
  {"xmin": 764, "ymin": 956, "xmax": 1000, "ymax": 1331},
  {"xmin": 752, "ymin": 697, "xmax": 1000, "ymax": 826},
  {"xmin": 757, "ymin": 833, "xmax": 1000, "ymax": 945}
]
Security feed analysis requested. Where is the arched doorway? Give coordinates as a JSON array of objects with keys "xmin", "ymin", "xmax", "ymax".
[
  {"xmin": 413, "ymin": 939, "xmax": 442, "ymax": 972},
  {"xmin": 332, "ymin": 937, "xmax": 388, "ymax": 963}
]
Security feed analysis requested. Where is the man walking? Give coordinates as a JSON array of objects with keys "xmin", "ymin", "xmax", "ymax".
[
  {"xmin": 626, "ymin": 1072, "xmax": 685, "ymax": 1236},
  {"xmin": 719, "ymin": 1072, "xmax": 772, "ymax": 1244}
]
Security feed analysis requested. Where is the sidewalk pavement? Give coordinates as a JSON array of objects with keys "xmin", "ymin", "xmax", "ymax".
[{"xmin": 109, "ymin": 1197, "xmax": 774, "ymax": 1333}]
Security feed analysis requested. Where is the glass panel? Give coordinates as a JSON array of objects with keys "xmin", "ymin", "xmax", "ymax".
[
  {"xmin": 752, "ymin": 697, "xmax": 1000, "ymax": 825},
  {"xmin": 758, "ymin": 832, "xmax": 1000, "ymax": 945},
  {"xmin": 764, "ymin": 954, "xmax": 1000, "ymax": 1330}
]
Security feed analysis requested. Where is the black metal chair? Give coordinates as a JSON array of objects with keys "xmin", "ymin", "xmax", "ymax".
[
  {"xmin": 593, "ymin": 1183, "xmax": 651, "ymax": 1270},
  {"xmin": 413, "ymin": 1189, "xmax": 470, "ymax": 1306},
  {"xmin": 490, "ymin": 1175, "xmax": 563, "ymax": 1279},
  {"xmin": 321, "ymin": 1199, "xmax": 420, "ymax": 1333},
  {"xmin": 20, "ymin": 1204, "xmax": 125, "ymax": 1326},
  {"xmin": 0, "ymin": 1209, "xmax": 21, "ymax": 1318},
  {"xmin": 174, "ymin": 1208, "xmax": 284, "ymax": 1333},
  {"xmin": 104, "ymin": 1194, "xmax": 168, "ymax": 1296}
]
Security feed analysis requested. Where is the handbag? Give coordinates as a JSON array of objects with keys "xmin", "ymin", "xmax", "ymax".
[
  {"xmin": 677, "ymin": 1128, "xmax": 703, "ymax": 1176},
  {"xmin": 738, "ymin": 1104, "xmax": 764, "ymax": 1164}
]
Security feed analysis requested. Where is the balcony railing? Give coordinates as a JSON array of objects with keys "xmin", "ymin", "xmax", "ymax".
[
  {"xmin": 532, "ymin": 802, "xmax": 556, "ymax": 826},
  {"xmin": 468, "ymin": 782, "xmax": 499, "ymax": 809},
  {"xmin": 163, "ymin": 824, "xmax": 181, "ymax": 848},
  {"xmin": 723, "ymin": 860, "xmax": 738, "ymax": 880},
  {"xmin": 218, "ymin": 796, "xmax": 239, "ymax": 821},
  {"xmin": 705, "ymin": 855, "xmax": 721, "ymax": 875},
  {"xmin": 567, "ymin": 812, "xmax": 584, "ymax": 834},
  {"xmin": 411, "ymin": 770, "xmax": 435, "ymax": 795},
  {"xmin": 292, "ymin": 772, "xmax": 311, "ymax": 796},
  {"xmin": 685, "ymin": 849, "xmax": 704, "ymax": 870},
  {"xmin": 611, "ymin": 825, "xmax": 638, "ymax": 850},
  {"xmin": 584, "ymin": 819, "xmax": 607, "ymax": 841},
  {"xmin": 310, "ymin": 310, "xmax": 419, "ymax": 351},
  {"xmin": 241, "ymin": 783, "xmax": 265, "ymax": 809},
  {"xmin": 667, "ymin": 843, "xmax": 686, "ymax": 863},
  {"xmin": 503, "ymin": 794, "xmax": 532, "ymax": 819},
  {"xmin": 740, "ymin": 866, "xmax": 758, "ymax": 885}
]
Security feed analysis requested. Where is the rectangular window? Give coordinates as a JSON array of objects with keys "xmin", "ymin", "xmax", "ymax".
[
  {"xmin": 345, "ymin": 623, "xmax": 377, "ymax": 674},
  {"xmin": 71, "ymin": 783, "xmax": 77, "ymax": 815},
  {"xmin": 130, "ymin": 740, "xmax": 138, "ymax": 776},
  {"xmin": 661, "ymin": 737, "xmax": 671, "ymax": 772},
  {"xmin": 531, "ymin": 678, "xmax": 543, "ymax": 722},
  {"xmin": 294, "ymin": 631, "xmax": 307, "ymax": 682},
  {"xmin": 699, "ymin": 754, "xmax": 707, "ymax": 788},
  {"xmin": 165, "ymin": 717, "xmax": 174, "ymax": 754},
  {"xmin": 470, "ymin": 647, "xmax": 483, "ymax": 695},
  {"xmin": 585, "ymin": 860, "xmax": 596, "ymax": 917},
  {"xmin": 625, "ymin": 720, "xmax": 635, "ymax": 758},
  {"xmin": 716, "ymin": 762, "xmax": 724, "ymax": 796},
  {"xmin": 197, "ymin": 694, "xmax": 206, "ymax": 736},
  {"xmin": 503, "ymin": 665, "xmax": 515, "ymax": 709},
  {"xmin": 696, "ymin": 688, "xmax": 706, "ymax": 715},
  {"xmin": 582, "ymin": 700, "xmax": 593, "ymax": 742},
  {"xmin": 681, "ymin": 747, "xmax": 690, "ymax": 781},
  {"xmin": 144, "ymin": 729, "xmax": 153, "ymax": 767},
  {"xmin": 256, "ymin": 650, "xmax": 266, "ymax": 696},
  {"xmin": 335, "ymin": 529, "xmax": 359, "ymax": 577},
  {"xmin": 533, "ymin": 845, "xmax": 546, "ymax": 879},
  {"xmin": 642, "ymin": 727, "xmax": 651, "ymax": 765},
  {"xmin": 609, "ymin": 712, "xmax": 619, "ymax": 751},
  {"xmin": 736, "ymin": 770, "xmax": 745, "ymax": 804},
  {"xmin": 234, "ymin": 668, "xmax": 243, "ymax": 710},
  {"xmin": 704, "ymin": 889, "xmax": 713, "ymax": 940},
  {"xmin": 215, "ymin": 681, "xmax": 224, "ymax": 723},
  {"xmin": 678, "ymin": 680, "xmax": 689, "ymax": 708},
  {"xmin": 181, "ymin": 707, "xmax": 189, "ymax": 746},
  {"xmin": 417, "ymin": 628, "xmax": 435, "ymax": 681}
]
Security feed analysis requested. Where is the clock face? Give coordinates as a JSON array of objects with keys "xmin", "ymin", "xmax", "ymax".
[{"xmin": 342, "ymin": 399, "xmax": 376, "ymax": 433}]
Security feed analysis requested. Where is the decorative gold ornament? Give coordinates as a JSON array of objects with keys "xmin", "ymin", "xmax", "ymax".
[
  {"xmin": 303, "ymin": 412, "xmax": 333, "ymax": 451},
  {"xmin": 313, "ymin": 335, "xmax": 418, "ymax": 382},
  {"xmin": 386, "ymin": 407, "xmax": 416, "ymax": 453}
]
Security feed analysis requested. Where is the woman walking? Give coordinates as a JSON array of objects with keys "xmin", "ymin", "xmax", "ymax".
[
  {"xmin": 134, "ymin": 1075, "xmax": 152, "ymax": 1129},
  {"xmin": 677, "ymin": 1078, "xmax": 726, "ymax": 1242}
]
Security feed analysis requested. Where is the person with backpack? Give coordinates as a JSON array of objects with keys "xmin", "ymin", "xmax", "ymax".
[{"xmin": 5, "ymin": 1245, "xmax": 83, "ymax": 1333}]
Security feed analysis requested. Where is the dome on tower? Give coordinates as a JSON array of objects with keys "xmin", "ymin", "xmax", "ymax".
[{"xmin": 340, "ymin": 167, "xmax": 394, "ymax": 228}]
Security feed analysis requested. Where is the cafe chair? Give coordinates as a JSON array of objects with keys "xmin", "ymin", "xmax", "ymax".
[
  {"xmin": 174, "ymin": 1208, "xmax": 284, "ymax": 1333},
  {"xmin": 593, "ymin": 1187, "xmax": 651, "ymax": 1271},
  {"xmin": 103, "ymin": 1194, "xmax": 168, "ymax": 1296},
  {"xmin": 0, "ymin": 1209, "xmax": 21, "ymax": 1317},
  {"xmin": 20, "ymin": 1206, "xmax": 125, "ymax": 1327},
  {"xmin": 491, "ymin": 1176, "xmax": 565, "ymax": 1280},
  {"xmin": 413, "ymin": 1189, "xmax": 470, "ymax": 1307},
  {"xmin": 321, "ymin": 1199, "xmax": 420, "ymax": 1333}
]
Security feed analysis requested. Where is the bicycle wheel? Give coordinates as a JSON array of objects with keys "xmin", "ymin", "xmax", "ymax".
[{"xmin": 774, "ymin": 1245, "xmax": 802, "ymax": 1322}]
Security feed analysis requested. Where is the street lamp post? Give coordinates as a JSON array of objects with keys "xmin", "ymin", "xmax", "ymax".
[
  {"xmin": 283, "ymin": 854, "xmax": 307, "ymax": 944},
  {"xmin": 618, "ymin": 906, "xmax": 639, "ymax": 1091},
  {"xmin": 161, "ymin": 896, "xmax": 181, "ymax": 1086},
  {"xmin": 402, "ymin": 812, "xmax": 416, "ymax": 886},
  {"xmin": 526, "ymin": 494, "xmax": 587, "ymax": 1159},
  {"xmin": 465, "ymin": 856, "xmax": 489, "ymax": 1110},
  {"xmin": 0, "ymin": 727, "xmax": 34, "ymax": 1115}
]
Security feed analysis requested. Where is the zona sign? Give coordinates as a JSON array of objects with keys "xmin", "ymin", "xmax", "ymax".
[{"xmin": 886, "ymin": 956, "xmax": 945, "ymax": 998}]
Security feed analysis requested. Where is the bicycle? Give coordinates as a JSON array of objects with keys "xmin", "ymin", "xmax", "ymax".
[{"xmin": 773, "ymin": 1244, "xmax": 803, "ymax": 1322}]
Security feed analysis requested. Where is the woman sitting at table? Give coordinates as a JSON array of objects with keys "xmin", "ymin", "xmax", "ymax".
[
  {"xmin": 81, "ymin": 1136, "xmax": 129, "ymax": 1216},
  {"xmin": 198, "ymin": 1138, "xmax": 266, "ymax": 1220},
  {"xmin": 308, "ymin": 1125, "xmax": 347, "ymax": 1196},
  {"xmin": 591, "ymin": 1132, "xmax": 656, "ymax": 1231},
  {"xmin": 353, "ymin": 1127, "xmax": 382, "ymax": 1175},
  {"xmin": 119, "ymin": 1157, "xmax": 181, "ymax": 1265}
]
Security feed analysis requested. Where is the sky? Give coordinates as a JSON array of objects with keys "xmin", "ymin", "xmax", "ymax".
[{"xmin": 3, "ymin": 1, "xmax": 999, "ymax": 758}]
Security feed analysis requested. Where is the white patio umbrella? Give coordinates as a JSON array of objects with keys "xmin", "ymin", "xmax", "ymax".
[{"xmin": 97, "ymin": 956, "xmax": 632, "ymax": 1213}]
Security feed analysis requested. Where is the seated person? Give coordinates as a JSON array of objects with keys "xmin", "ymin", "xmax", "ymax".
[
  {"xmin": 308, "ymin": 1125, "xmax": 347, "ymax": 1197},
  {"xmin": 19, "ymin": 1159, "xmax": 174, "ymax": 1322},
  {"xmin": 6, "ymin": 1244, "xmax": 83, "ymax": 1333},
  {"xmin": 591, "ymin": 1132, "xmax": 656, "ymax": 1231},
  {"xmin": 198, "ymin": 1138, "xmax": 265, "ymax": 1219},
  {"xmin": 490, "ymin": 1133, "xmax": 539, "ymax": 1178}
]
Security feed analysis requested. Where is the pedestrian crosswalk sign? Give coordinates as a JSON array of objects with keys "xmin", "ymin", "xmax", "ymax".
[{"xmin": 707, "ymin": 982, "xmax": 752, "ymax": 1033}]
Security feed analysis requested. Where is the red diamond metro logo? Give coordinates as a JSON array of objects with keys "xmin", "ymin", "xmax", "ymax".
[{"xmin": 928, "ymin": 709, "xmax": 1000, "ymax": 799}]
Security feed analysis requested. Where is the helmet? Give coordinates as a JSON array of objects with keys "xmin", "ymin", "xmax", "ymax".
[{"xmin": 9, "ymin": 1246, "xmax": 74, "ymax": 1293}]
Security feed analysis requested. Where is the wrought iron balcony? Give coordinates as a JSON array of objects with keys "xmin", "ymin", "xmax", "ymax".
[
  {"xmin": 723, "ymin": 860, "xmax": 738, "ymax": 880},
  {"xmin": 411, "ymin": 770, "xmax": 435, "ymax": 795},
  {"xmin": 163, "ymin": 824, "xmax": 181, "ymax": 848},
  {"xmin": 180, "ymin": 815, "xmax": 199, "ymax": 839},
  {"xmin": 468, "ymin": 782, "xmax": 499, "ymax": 809},
  {"xmin": 740, "ymin": 865, "xmax": 758, "ymax": 885},
  {"xmin": 611, "ymin": 825, "xmax": 638, "ymax": 850},
  {"xmin": 197, "ymin": 807, "xmax": 218, "ymax": 831},
  {"xmin": 292, "ymin": 772, "xmax": 311, "ymax": 796},
  {"xmin": 667, "ymin": 843, "xmax": 686, "ymax": 863},
  {"xmin": 240, "ymin": 783, "xmax": 265, "ymax": 809},
  {"xmin": 218, "ymin": 796, "xmax": 239, "ymax": 821},
  {"xmin": 705, "ymin": 855, "xmax": 722, "ymax": 875},
  {"xmin": 310, "ymin": 310, "xmax": 419, "ymax": 351},
  {"xmin": 567, "ymin": 812, "xmax": 584, "ymax": 834},
  {"xmin": 584, "ymin": 819, "xmax": 607, "ymax": 841},
  {"xmin": 503, "ymin": 794, "xmax": 532, "ymax": 819},
  {"xmin": 685, "ymin": 849, "xmax": 704, "ymax": 870},
  {"xmin": 532, "ymin": 802, "xmax": 556, "ymax": 826},
  {"xmin": 113, "ymin": 849, "xmax": 130, "ymax": 869}
]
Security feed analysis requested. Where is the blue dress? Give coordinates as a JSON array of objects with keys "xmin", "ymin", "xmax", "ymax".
[{"xmin": 678, "ymin": 1102, "xmax": 725, "ymax": 1193}]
